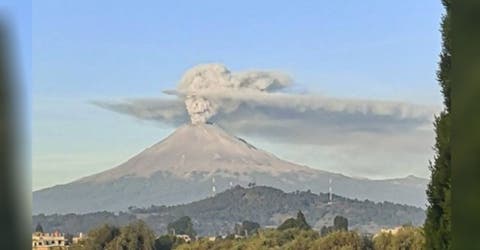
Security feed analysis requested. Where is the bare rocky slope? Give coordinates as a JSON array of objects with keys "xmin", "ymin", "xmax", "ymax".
[{"xmin": 33, "ymin": 123, "xmax": 428, "ymax": 214}]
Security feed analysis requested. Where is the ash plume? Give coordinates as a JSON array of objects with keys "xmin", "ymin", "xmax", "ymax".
[
  {"xmin": 184, "ymin": 95, "xmax": 216, "ymax": 124},
  {"xmin": 92, "ymin": 63, "xmax": 439, "ymax": 148},
  {"xmin": 177, "ymin": 63, "xmax": 292, "ymax": 124}
]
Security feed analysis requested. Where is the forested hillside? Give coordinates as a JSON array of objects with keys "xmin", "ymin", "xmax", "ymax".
[{"xmin": 33, "ymin": 185, "xmax": 424, "ymax": 236}]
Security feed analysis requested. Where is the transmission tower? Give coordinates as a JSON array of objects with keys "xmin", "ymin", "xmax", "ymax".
[
  {"xmin": 328, "ymin": 178, "xmax": 333, "ymax": 205},
  {"xmin": 212, "ymin": 177, "xmax": 216, "ymax": 196}
]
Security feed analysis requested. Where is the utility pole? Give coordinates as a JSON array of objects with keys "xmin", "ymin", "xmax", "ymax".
[
  {"xmin": 328, "ymin": 178, "xmax": 333, "ymax": 205},
  {"xmin": 212, "ymin": 177, "xmax": 216, "ymax": 196}
]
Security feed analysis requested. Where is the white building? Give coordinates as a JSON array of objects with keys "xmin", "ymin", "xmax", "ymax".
[
  {"xmin": 32, "ymin": 231, "xmax": 66, "ymax": 249},
  {"xmin": 72, "ymin": 232, "xmax": 86, "ymax": 244},
  {"xmin": 176, "ymin": 234, "xmax": 192, "ymax": 243}
]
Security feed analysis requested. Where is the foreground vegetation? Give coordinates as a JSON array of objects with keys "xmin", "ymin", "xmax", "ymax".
[
  {"xmin": 424, "ymin": 0, "xmax": 451, "ymax": 249},
  {"xmin": 70, "ymin": 213, "xmax": 425, "ymax": 250},
  {"xmin": 175, "ymin": 227, "xmax": 424, "ymax": 250}
]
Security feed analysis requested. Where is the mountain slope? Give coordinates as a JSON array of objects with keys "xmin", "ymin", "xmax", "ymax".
[
  {"xmin": 78, "ymin": 123, "xmax": 314, "ymax": 183},
  {"xmin": 33, "ymin": 123, "xmax": 428, "ymax": 214},
  {"xmin": 33, "ymin": 186, "xmax": 426, "ymax": 235}
]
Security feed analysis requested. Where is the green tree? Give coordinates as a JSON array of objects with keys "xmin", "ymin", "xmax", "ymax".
[
  {"xmin": 296, "ymin": 210, "xmax": 311, "ymax": 230},
  {"xmin": 106, "ymin": 220, "xmax": 156, "ymax": 250},
  {"xmin": 154, "ymin": 235, "xmax": 175, "ymax": 250},
  {"xmin": 393, "ymin": 227, "xmax": 425, "ymax": 250},
  {"xmin": 277, "ymin": 210, "xmax": 311, "ymax": 231},
  {"xmin": 313, "ymin": 231, "xmax": 365, "ymax": 250},
  {"xmin": 424, "ymin": 0, "xmax": 451, "ymax": 249},
  {"xmin": 373, "ymin": 226, "xmax": 425, "ymax": 250},
  {"xmin": 277, "ymin": 218, "xmax": 298, "ymax": 231},
  {"xmin": 333, "ymin": 216, "xmax": 348, "ymax": 231},
  {"xmin": 321, "ymin": 216, "xmax": 348, "ymax": 236},
  {"xmin": 167, "ymin": 216, "xmax": 196, "ymax": 237},
  {"xmin": 373, "ymin": 232, "xmax": 394, "ymax": 250},
  {"xmin": 84, "ymin": 224, "xmax": 120, "ymax": 250},
  {"xmin": 320, "ymin": 226, "xmax": 330, "ymax": 237}
]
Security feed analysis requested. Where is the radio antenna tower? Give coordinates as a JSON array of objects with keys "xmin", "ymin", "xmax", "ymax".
[
  {"xmin": 328, "ymin": 178, "xmax": 333, "ymax": 205},
  {"xmin": 212, "ymin": 177, "xmax": 216, "ymax": 196}
]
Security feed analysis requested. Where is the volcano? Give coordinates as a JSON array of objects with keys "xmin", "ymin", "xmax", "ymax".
[
  {"xmin": 33, "ymin": 123, "xmax": 428, "ymax": 214},
  {"xmin": 80, "ymin": 123, "xmax": 315, "ymax": 182}
]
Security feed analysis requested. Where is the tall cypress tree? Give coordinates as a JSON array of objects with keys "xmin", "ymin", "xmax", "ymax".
[{"xmin": 424, "ymin": 0, "xmax": 451, "ymax": 249}]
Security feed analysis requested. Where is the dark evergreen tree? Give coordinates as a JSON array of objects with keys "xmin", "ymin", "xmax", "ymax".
[
  {"xmin": 154, "ymin": 235, "xmax": 175, "ymax": 250},
  {"xmin": 84, "ymin": 224, "xmax": 120, "ymax": 250},
  {"xmin": 277, "ymin": 210, "xmax": 311, "ymax": 231},
  {"xmin": 167, "ymin": 216, "xmax": 196, "ymax": 237},
  {"xmin": 35, "ymin": 223, "xmax": 44, "ymax": 233},
  {"xmin": 333, "ymin": 216, "xmax": 348, "ymax": 231},
  {"xmin": 320, "ymin": 226, "xmax": 330, "ymax": 236},
  {"xmin": 320, "ymin": 216, "xmax": 348, "ymax": 236},
  {"xmin": 107, "ymin": 220, "xmax": 156, "ymax": 250},
  {"xmin": 296, "ymin": 210, "xmax": 311, "ymax": 230},
  {"xmin": 277, "ymin": 218, "xmax": 298, "ymax": 231},
  {"xmin": 424, "ymin": 0, "xmax": 451, "ymax": 249}
]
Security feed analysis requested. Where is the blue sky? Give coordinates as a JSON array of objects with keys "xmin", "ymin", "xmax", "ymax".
[
  {"xmin": 27, "ymin": 0, "xmax": 443, "ymax": 190},
  {"xmin": 1, "ymin": 0, "xmax": 31, "ymax": 197}
]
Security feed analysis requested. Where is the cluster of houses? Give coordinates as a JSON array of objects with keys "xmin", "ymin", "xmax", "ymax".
[
  {"xmin": 31, "ymin": 229, "xmax": 195, "ymax": 249},
  {"xmin": 32, "ymin": 230, "xmax": 85, "ymax": 250}
]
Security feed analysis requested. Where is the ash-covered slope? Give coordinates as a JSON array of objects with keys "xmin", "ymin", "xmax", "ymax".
[
  {"xmin": 33, "ymin": 123, "xmax": 428, "ymax": 214},
  {"xmin": 78, "ymin": 123, "xmax": 314, "ymax": 183}
]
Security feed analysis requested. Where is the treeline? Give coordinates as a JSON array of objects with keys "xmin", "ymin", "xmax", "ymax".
[
  {"xmin": 69, "ymin": 211, "xmax": 425, "ymax": 250},
  {"xmin": 33, "ymin": 211, "xmax": 137, "ymax": 235},
  {"xmin": 180, "ymin": 227, "xmax": 424, "ymax": 250},
  {"xmin": 70, "ymin": 221, "xmax": 156, "ymax": 250}
]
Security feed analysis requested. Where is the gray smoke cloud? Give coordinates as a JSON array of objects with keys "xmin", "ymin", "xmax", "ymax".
[
  {"xmin": 177, "ymin": 63, "xmax": 292, "ymax": 124},
  {"xmin": 93, "ymin": 63, "xmax": 439, "ymax": 146}
]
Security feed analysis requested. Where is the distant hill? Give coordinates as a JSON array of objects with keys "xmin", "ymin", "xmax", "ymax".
[
  {"xmin": 33, "ymin": 123, "xmax": 428, "ymax": 214},
  {"xmin": 33, "ymin": 185, "xmax": 425, "ymax": 235}
]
